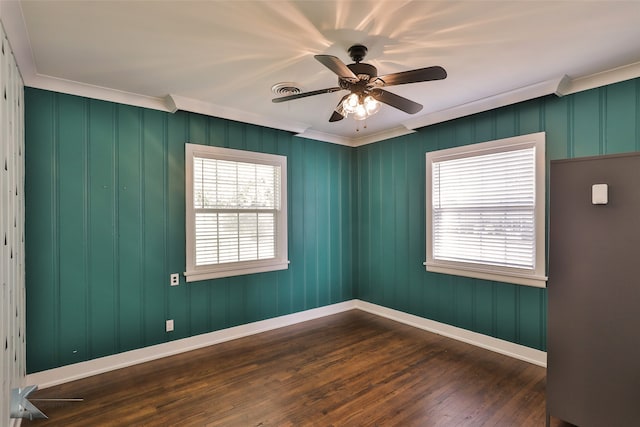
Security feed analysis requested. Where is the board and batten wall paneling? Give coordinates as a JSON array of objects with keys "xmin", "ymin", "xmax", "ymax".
[
  {"xmin": 22, "ymin": 77, "xmax": 640, "ymax": 371},
  {"xmin": 25, "ymin": 88, "xmax": 355, "ymax": 373},
  {"xmin": 1, "ymin": 21, "xmax": 26, "ymax": 425},
  {"xmin": 355, "ymin": 78, "xmax": 640, "ymax": 351}
]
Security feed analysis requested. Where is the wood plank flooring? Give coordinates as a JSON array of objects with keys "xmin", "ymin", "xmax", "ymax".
[{"xmin": 23, "ymin": 310, "xmax": 572, "ymax": 426}]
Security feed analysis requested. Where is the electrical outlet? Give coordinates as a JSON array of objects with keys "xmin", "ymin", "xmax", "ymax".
[
  {"xmin": 165, "ymin": 319, "xmax": 174, "ymax": 332},
  {"xmin": 170, "ymin": 273, "xmax": 179, "ymax": 286}
]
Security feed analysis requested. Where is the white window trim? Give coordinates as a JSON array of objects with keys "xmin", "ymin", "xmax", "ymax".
[
  {"xmin": 424, "ymin": 132, "xmax": 547, "ymax": 288},
  {"xmin": 184, "ymin": 143, "xmax": 289, "ymax": 282}
]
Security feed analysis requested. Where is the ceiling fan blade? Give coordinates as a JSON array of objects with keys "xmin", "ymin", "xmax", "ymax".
[
  {"xmin": 315, "ymin": 55, "xmax": 358, "ymax": 80},
  {"xmin": 377, "ymin": 66, "xmax": 446, "ymax": 86},
  {"xmin": 272, "ymin": 87, "xmax": 342, "ymax": 103},
  {"xmin": 329, "ymin": 94, "xmax": 349, "ymax": 122},
  {"xmin": 329, "ymin": 110, "xmax": 344, "ymax": 122},
  {"xmin": 370, "ymin": 89, "xmax": 423, "ymax": 114}
]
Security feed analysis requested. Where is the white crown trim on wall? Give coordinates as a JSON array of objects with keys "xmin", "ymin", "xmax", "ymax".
[{"xmin": 3, "ymin": 2, "xmax": 640, "ymax": 148}]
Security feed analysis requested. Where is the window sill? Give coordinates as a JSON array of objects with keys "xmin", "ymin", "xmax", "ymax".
[
  {"xmin": 185, "ymin": 260, "xmax": 290, "ymax": 282},
  {"xmin": 424, "ymin": 262, "xmax": 547, "ymax": 288}
]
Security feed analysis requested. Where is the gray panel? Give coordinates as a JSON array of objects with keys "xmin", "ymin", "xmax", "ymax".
[{"xmin": 548, "ymin": 153, "xmax": 640, "ymax": 427}]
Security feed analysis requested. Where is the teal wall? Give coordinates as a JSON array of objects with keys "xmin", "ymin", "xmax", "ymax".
[
  {"xmin": 25, "ymin": 88, "xmax": 356, "ymax": 373},
  {"xmin": 355, "ymin": 78, "xmax": 640, "ymax": 351},
  {"xmin": 24, "ymin": 78, "xmax": 640, "ymax": 372}
]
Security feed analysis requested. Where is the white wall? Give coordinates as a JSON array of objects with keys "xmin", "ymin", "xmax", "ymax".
[{"xmin": 0, "ymin": 15, "xmax": 26, "ymax": 426}]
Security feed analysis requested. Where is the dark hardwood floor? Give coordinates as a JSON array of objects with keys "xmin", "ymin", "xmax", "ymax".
[{"xmin": 24, "ymin": 310, "xmax": 572, "ymax": 426}]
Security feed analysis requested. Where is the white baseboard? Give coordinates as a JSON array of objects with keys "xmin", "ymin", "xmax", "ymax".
[
  {"xmin": 355, "ymin": 300, "xmax": 547, "ymax": 367},
  {"xmin": 26, "ymin": 299, "xmax": 546, "ymax": 389},
  {"xmin": 26, "ymin": 301, "xmax": 357, "ymax": 389}
]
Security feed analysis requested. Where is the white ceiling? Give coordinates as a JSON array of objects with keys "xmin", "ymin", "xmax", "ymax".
[{"xmin": 4, "ymin": 1, "xmax": 640, "ymax": 145}]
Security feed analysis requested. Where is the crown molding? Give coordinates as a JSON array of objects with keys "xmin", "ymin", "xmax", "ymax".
[
  {"xmin": 349, "ymin": 126, "xmax": 416, "ymax": 147},
  {"xmin": 558, "ymin": 60, "xmax": 640, "ymax": 96},
  {"xmin": 294, "ymin": 129, "xmax": 352, "ymax": 146},
  {"xmin": 295, "ymin": 125, "xmax": 415, "ymax": 147},
  {"xmin": 166, "ymin": 94, "xmax": 310, "ymax": 135},
  {"xmin": 403, "ymin": 75, "xmax": 571, "ymax": 131},
  {"xmin": 32, "ymin": 74, "xmax": 170, "ymax": 111}
]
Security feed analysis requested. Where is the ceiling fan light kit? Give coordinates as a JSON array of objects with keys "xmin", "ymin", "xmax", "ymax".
[
  {"xmin": 272, "ymin": 44, "xmax": 447, "ymax": 123},
  {"xmin": 339, "ymin": 93, "xmax": 381, "ymax": 120}
]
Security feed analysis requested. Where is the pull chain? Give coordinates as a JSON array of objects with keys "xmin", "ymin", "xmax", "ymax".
[{"xmin": 355, "ymin": 120, "xmax": 368, "ymax": 132}]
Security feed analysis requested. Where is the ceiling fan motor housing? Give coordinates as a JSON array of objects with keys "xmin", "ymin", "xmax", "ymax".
[{"xmin": 347, "ymin": 62, "xmax": 377, "ymax": 80}]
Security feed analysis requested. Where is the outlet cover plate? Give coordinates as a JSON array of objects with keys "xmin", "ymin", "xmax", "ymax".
[{"xmin": 170, "ymin": 273, "xmax": 179, "ymax": 286}]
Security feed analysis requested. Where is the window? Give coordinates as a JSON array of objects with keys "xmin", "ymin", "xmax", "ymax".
[
  {"xmin": 425, "ymin": 132, "xmax": 547, "ymax": 288},
  {"xmin": 185, "ymin": 144, "xmax": 288, "ymax": 282}
]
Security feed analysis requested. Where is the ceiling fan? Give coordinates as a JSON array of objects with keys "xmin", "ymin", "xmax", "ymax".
[{"xmin": 272, "ymin": 44, "xmax": 447, "ymax": 122}]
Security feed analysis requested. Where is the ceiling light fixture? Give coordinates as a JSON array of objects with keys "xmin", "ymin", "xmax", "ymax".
[
  {"xmin": 272, "ymin": 43, "xmax": 446, "ymax": 125},
  {"xmin": 337, "ymin": 92, "xmax": 381, "ymax": 121}
]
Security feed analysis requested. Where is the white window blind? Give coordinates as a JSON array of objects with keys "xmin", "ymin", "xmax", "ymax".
[
  {"xmin": 432, "ymin": 148, "xmax": 535, "ymax": 269},
  {"xmin": 425, "ymin": 132, "xmax": 547, "ymax": 288},
  {"xmin": 185, "ymin": 144, "xmax": 288, "ymax": 282},
  {"xmin": 194, "ymin": 158, "xmax": 279, "ymax": 265}
]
